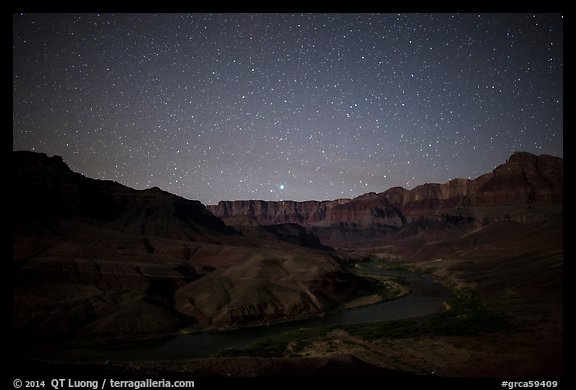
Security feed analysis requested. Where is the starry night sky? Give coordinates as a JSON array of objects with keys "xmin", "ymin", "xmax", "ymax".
[{"xmin": 13, "ymin": 13, "xmax": 563, "ymax": 205}]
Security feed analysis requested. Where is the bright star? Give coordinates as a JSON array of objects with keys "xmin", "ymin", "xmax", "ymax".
[{"xmin": 279, "ymin": 184, "xmax": 285, "ymax": 190}]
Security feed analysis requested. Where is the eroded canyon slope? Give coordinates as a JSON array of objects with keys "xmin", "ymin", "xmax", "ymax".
[
  {"xmin": 12, "ymin": 151, "xmax": 563, "ymax": 377},
  {"xmin": 208, "ymin": 152, "xmax": 562, "ymax": 247},
  {"xmin": 12, "ymin": 151, "xmax": 371, "ymax": 343},
  {"xmin": 207, "ymin": 152, "xmax": 563, "ymax": 376},
  {"xmin": 209, "ymin": 151, "xmax": 563, "ymax": 330}
]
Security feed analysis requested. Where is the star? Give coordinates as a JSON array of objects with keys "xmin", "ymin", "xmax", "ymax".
[{"xmin": 12, "ymin": 13, "xmax": 563, "ymax": 204}]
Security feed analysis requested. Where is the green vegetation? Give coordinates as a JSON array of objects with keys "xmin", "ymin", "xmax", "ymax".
[
  {"xmin": 342, "ymin": 289, "xmax": 514, "ymax": 339},
  {"xmin": 219, "ymin": 326, "xmax": 329, "ymax": 358},
  {"xmin": 218, "ymin": 289, "xmax": 513, "ymax": 358},
  {"xmin": 353, "ymin": 256, "xmax": 426, "ymax": 274},
  {"xmin": 178, "ymin": 325, "xmax": 204, "ymax": 335},
  {"xmin": 358, "ymin": 275, "xmax": 410, "ymax": 301}
]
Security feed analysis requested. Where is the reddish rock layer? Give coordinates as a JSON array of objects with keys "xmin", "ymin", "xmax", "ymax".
[
  {"xmin": 385, "ymin": 152, "xmax": 562, "ymax": 221},
  {"xmin": 13, "ymin": 151, "xmax": 372, "ymax": 338},
  {"xmin": 209, "ymin": 152, "xmax": 563, "ymax": 228}
]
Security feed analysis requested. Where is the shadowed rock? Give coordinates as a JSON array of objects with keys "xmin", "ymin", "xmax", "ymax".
[
  {"xmin": 12, "ymin": 151, "xmax": 371, "ymax": 342},
  {"xmin": 208, "ymin": 152, "xmax": 562, "ymax": 247}
]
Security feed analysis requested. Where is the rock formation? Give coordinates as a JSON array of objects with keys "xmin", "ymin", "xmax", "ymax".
[
  {"xmin": 13, "ymin": 151, "xmax": 234, "ymax": 240},
  {"xmin": 383, "ymin": 152, "xmax": 562, "ymax": 220},
  {"xmin": 12, "ymin": 151, "xmax": 372, "ymax": 341},
  {"xmin": 208, "ymin": 152, "xmax": 562, "ymax": 246}
]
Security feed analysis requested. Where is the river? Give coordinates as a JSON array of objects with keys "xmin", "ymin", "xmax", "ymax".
[{"xmin": 52, "ymin": 267, "xmax": 452, "ymax": 362}]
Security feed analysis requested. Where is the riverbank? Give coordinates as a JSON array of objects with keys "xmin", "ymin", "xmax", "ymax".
[{"xmin": 16, "ymin": 268, "xmax": 450, "ymax": 363}]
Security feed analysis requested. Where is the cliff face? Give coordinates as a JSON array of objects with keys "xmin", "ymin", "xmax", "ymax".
[
  {"xmin": 209, "ymin": 152, "xmax": 563, "ymax": 240},
  {"xmin": 13, "ymin": 151, "xmax": 234, "ymax": 240},
  {"xmin": 475, "ymin": 152, "xmax": 563, "ymax": 204},
  {"xmin": 208, "ymin": 199, "xmax": 352, "ymax": 226},
  {"xmin": 385, "ymin": 152, "xmax": 563, "ymax": 221},
  {"xmin": 13, "ymin": 151, "xmax": 373, "ymax": 339},
  {"xmin": 208, "ymin": 194, "xmax": 405, "ymax": 229}
]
